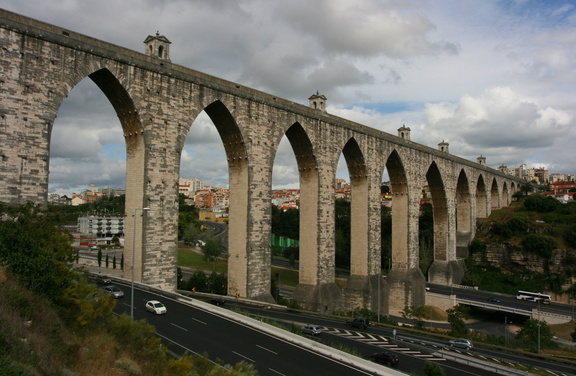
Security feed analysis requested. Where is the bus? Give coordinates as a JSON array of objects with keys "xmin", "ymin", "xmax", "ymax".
[{"xmin": 516, "ymin": 291, "xmax": 551, "ymax": 304}]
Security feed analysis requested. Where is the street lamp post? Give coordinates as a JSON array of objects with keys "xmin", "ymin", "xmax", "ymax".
[
  {"xmin": 537, "ymin": 297, "xmax": 541, "ymax": 354},
  {"xmin": 131, "ymin": 207, "xmax": 150, "ymax": 318},
  {"xmin": 505, "ymin": 316, "xmax": 508, "ymax": 347}
]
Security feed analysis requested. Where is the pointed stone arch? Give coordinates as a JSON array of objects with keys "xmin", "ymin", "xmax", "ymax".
[
  {"xmin": 386, "ymin": 150, "xmax": 410, "ymax": 269},
  {"xmin": 502, "ymin": 182, "xmax": 510, "ymax": 206},
  {"xmin": 455, "ymin": 169, "xmax": 472, "ymax": 258},
  {"xmin": 426, "ymin": 161, "xmax": 465, "ymax": 285},
  {"xmin": 340, "ymin": 137, "xmax": 373, "ymax": 310},
  {"xmin": 476, "ymin": 174, "xmax": 488, "ymax": 218},
  {"xmin": 200, "ymin": 100, "xmax": 252, "ymax": 298},
  {"xmin": 426, "ymin": 162, "xmax": 448, "ymax": 262},
  {"xmin": 343, "ymin": 137, "xmax": 368, "ymax": 276},
  {"xmin": 490, "ymin": 178, "xmax": 500, "ymax": 210},
  {"xmin": 285, "ymin": 122, "xmax": 318, "ymax": 286},
  {"xmin": 383, "ymin": 149, "xmax": 425, "ymax": 315},
  {"xmin": 284, "ymin": 122, "xmax": 344, "ymax": 310},
  {"xmin": 77, "ymin": 68, "xmax": 147, "ymax": 285}
]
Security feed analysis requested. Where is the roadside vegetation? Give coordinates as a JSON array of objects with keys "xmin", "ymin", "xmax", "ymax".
[{"xmin": 0, "ymin": 202, "xmax": 258, "ymax": 376}]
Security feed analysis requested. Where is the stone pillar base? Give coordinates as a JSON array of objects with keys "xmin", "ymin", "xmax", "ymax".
[
  {"xmin": 385, "ymin": 267, "xmax": 426, "ymax": 316},
  {"xmin": 248, "ymin": 292, "xmax": 276, "ymax": 304},
  {"xmin": 342, "ymin": 274, "xmax": 388, "ymax": 316},
  {"xmin": 428, "ymin": 259, "xmax": 466, "ymax": 285},
  {"xmin": 292, "ymin": 282, "xmax": 342, "ymax": 313}
]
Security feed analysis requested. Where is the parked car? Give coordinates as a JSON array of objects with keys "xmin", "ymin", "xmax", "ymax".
[
  {"xmin": 369, "ymin": 352, "xmax": 399, "ymax": 366},
  {"xmin": 103, "ymin": 285, "xmax": 124, "ymax": 298},
  {"xmin": 346, "ymin": 317, "xmax": 369, "ymax": 329},
  {"xmin": 449, "ymin": 338, "xmax": 472, "ymax": 350},
  {"xmin": 487, "ymin": 298, "xmax": 500, "ymax": 303},
  {"xmin": 146, "ymin": 300, "xmax": 167, "ymax": 315},
  {"xmin": 302, "ymin": 325, "xmax": 322, "ymax": 335}
]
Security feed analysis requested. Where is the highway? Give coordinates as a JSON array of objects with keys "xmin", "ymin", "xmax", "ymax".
[
  {"xmin": 99, "ymin": 277, "xmax": 576, "ymax": 376},
  {"xmin": 109, "ymin": 281, "xmax": 404, "ymax": 376},
  {"xmin": 218, "ymin": 301, "xmax": 576, "ymax": 376}
]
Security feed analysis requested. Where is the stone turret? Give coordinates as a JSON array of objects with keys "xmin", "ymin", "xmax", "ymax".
[
  {"xmin": 398, "ymin": 124, "xmax": 411, "ymax": 140},
  {"xmin": 477, "ymin": 155, "xmax": 486, "ymax": 166},
  {"xmin": 144, "ymin": 31, "xmax": 171, "ymax": 61},
  {"xmin": 309, "ymin": 92, "xmax": 327, "ymax": 112},
  {"xmin": 438, "ymin": 140, "xmax": 449, "ymax": 153}
]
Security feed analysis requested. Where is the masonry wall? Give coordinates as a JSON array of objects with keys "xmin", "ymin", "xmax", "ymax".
[{"xmin": 0, "ymin": 9, "xmax": 523, "ymax": 312}]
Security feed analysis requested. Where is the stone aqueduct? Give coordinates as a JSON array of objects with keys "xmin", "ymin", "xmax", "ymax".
[{"xmin": 1, "ymin": 10, "xmax": 522, "ymax": 315}]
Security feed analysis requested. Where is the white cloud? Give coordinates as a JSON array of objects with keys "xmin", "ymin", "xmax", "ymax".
[{"xmin": 1, "ymin": 0, "xmax": 574, "ymax": 196}]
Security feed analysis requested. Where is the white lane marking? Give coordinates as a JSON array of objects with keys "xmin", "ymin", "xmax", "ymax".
[
  {"xmin": 170, "ymin": 323, "xmax": 188, "ymax": 331},
  {"xmin": 232, "ymin": 351, "xmax": 255, "ymax": 363},
  {"xmin": 257, "ymin": 344, "xmax": 278, "ymax": 355},
  {"xmin": 192, "ymin": 317, "xmax": 207, "ymax": 325},
  {"xmin": 269, "ymin": 368, "xmax": 286, "ymax": 375}
]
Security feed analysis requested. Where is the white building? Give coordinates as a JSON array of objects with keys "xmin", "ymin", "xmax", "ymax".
[
  {"xmin": 179, "ymin": 178, "xmax": 204, "ymax": 197},
  {"xmin": 77, "ymin": 215, "xmax": 125, "ymax": 245}
]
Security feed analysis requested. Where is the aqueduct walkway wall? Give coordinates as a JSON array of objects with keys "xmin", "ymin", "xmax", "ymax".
[{"xmin": 0, "ymin": 9, "xmax": 522, "ymax": 314}]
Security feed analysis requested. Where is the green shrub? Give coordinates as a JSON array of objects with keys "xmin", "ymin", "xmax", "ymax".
[
  {"xmin": 524, "ymin": 195, "xmax": 558, "ymax": 213},
  {"xmin": 115, "ymin": 358, "xmax": 142, "ymax": 376},
  {"xmin": 521, "ymin": 234, "xmax": 557, "ymax": 258},
  {"xmin": 424, "ymin": 361, "xmax": 446, "ymax": 376}
]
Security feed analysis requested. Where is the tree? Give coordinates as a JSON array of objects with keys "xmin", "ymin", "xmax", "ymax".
[
  {"xmin": 401, "ymin": 306, "xmax": 426, "ymax": 329},
  {"xmin": 516, "ymin": 318, "xmax": 555, "ymax": 350},
  {"xmin": 424, "ymin": 361, "xmax": 446, "ymax": 376},
  {"xmin": 97, "ymin": 249, "xmax": 102, "ymax": 267},
  {"xmin": 202, "ymin": 236, "xmax": 222, "ymax": 262},
  {"xmin": 571, "ymin": 324, "xmax": 576, "ymax": 343},
  {"xmin": 446, "ymin": 305, "xmax": 469, "ymax": 337},
  {"xmin": 519, "ymin": 182, "xmax": 535, "ymax": 197},
  {"xmin": 182, "ymin": 222, "xmax": 200, "ymax": 246},
  {"xmin": 206, "ymin": 272, "xmax": 227, "ymax": 295},
  {"xmin": 186, "ymin": 270, "xmax": 207, "ymax": 292},
  {"xmin": 0, "ymin": 202, "xmax": 75, "ymax": 298},
  {"xmin": 524, "ymin": 194, "xmax": 558, "ymax": 213},
  {"xmin": 521, "ymin": 234, "xmax": 558, "ymax": 258}
]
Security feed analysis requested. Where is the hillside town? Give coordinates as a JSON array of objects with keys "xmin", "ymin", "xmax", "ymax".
[
  {"xmin": 49, "ymin": 166, "xmax": 575, "ymax": 211},
  {"xmin": 47, "ymin": 165, "xmax": 575, "ymax": 250}
]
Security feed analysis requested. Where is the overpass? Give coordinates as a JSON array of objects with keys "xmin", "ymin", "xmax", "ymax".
[{"xmin": 0, "ymin": 9, "xmax": 523, "ymax": 315}]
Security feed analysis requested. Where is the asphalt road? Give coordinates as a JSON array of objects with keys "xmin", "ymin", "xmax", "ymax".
[{"xmin": 109, "ymin": 281, "xmax": 398, "ymax": 376}]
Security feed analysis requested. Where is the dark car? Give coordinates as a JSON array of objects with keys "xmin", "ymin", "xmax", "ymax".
[
  {"xmin": 370, "ymin": 352, "xmax": 399, "ymax": 366},
  {"xmin": 346, "ymin": 317, "xmax": 369, "ymax": 329},
  {"xmin": 96, "ymin": 275, "xmax": 111, "ymax": 285},
  {"xmin": 487, "ymin": 298, "xmax": 500, "ymax": 303},
  {"xmin": 210, "ymin": 298, "xmax": 226, "ymax": 306}
]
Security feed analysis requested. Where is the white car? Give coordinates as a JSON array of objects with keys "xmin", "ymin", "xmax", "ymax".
[{"xmin": 145, "ymin": 300, "xmax": 167, "ymax": 315}]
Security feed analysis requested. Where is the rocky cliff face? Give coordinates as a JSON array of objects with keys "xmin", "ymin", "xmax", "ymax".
[
  {"xmin": 473, "ymin": 244, "xmax": 576, "ymax": 301},
  {"xmin": 475, "ymin": 243, "xmax": 575, "ymax": 275}
]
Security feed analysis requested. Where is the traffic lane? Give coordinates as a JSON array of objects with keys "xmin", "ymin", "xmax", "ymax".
[
  {"xmin": 207, "ymin": 300, "xmax": 576, "ymax": 376},
  {"xmin": 114, "ymin": 286, "xmax": 380, "ymax": 376},
  {"xmin": 147, "ymin": 298, "xmax": 380, "ymax": 376},
  {"xmin": 305, "ymin": 329, "xmax": 501, "ymax": 376}
]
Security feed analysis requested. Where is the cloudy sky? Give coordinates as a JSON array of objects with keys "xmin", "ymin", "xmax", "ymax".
[{"xmin": 2, "ymin": 0, "xmax": 575, "ymax": 195}]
